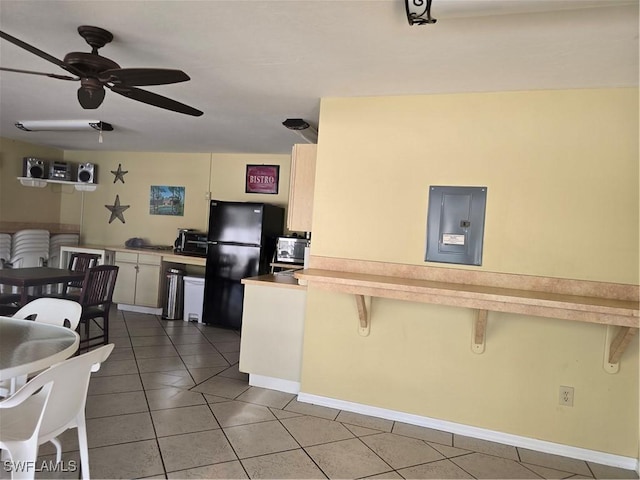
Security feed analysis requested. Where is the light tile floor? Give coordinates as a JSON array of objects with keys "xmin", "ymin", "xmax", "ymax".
[{"xmin": 6, "ymin": 308, "xmax": 638, "ymax": 479}]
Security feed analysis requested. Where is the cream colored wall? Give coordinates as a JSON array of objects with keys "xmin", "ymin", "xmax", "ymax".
[
  {"xmin": 302, "ymin": 88, "xmax": 639, "ymax": 457},
  {"xmin": 62, "ymin": 151, "xmax": 290, "ymax": 246},
  {"xmin": 0, "ymin": 137, "xmax": 68, "ymax": 224},
  {"xmin": 312, "ymin": 89, "xmax": 638, "ymax": 284}
]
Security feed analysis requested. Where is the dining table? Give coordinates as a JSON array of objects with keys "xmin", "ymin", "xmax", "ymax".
[
  {"xmin": 0, "ymin": 267, "xmax": 85, "ymax": 306},
  {"xmin": 0, "ymin": 316, "xmax": 80, "ymax": 387}
]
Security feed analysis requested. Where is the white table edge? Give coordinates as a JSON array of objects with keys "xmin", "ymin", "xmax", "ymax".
[{"xmin": 0, "ymin": 316, "xmax": 80, "ymax": 381}]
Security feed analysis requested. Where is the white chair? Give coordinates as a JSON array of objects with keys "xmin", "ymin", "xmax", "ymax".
[
  {"xmin": 9, "ymin": 229, "xmax": 50, "ymax": 271},
  {"xmin": 0, "ymin": 234, "xmax": 11, "ymax": 270},
  {"xmin": 0, "ymin": 344, "xmax": 113, "ymax": 480},
  {"xmin": 4, "ymin": 298, "xmax": 83, "ymax": 465},
  {"xmin": 13, "ymin": 298, "xmax": 82, "ymax": 330},
  {"xmin": 0, "ymin": 299, "xmax": 82, "ymax": 398}
]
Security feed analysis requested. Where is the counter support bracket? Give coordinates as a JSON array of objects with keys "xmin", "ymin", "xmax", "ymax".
[
  {"xmin": 604, "ymin": 325, "xmax": 636, "ymax": 373},
  {"xmin": 355, "ymin": 294, "xmax": 371, "ymax": 337},
  {"xmin": 472, "ymin": 309, "xmax": 488, "ymax": 354}
]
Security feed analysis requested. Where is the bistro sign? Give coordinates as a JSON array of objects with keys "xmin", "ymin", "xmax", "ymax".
[{"xmin": 245, "ymin": 164, "xmax": 280, "ymax": 194}]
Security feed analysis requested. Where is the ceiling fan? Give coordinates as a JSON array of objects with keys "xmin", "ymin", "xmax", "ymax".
[{"xmin": 0, "ymin": 25, "xmax": 203, "ymax": 116}]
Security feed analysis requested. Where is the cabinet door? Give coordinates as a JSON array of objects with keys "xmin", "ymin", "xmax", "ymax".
[
  {"xmin": 135, "ymin": 263, "xmax": 161, "ymax": 307},
  {"xmin": 287, "ymin": 144, "xmax": 317, "ymax": 232},
  {"xmin": 112, "ymin": 261, "xmax": 137, "ymax": 304}
]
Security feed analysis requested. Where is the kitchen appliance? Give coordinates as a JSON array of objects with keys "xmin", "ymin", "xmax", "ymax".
[
  {"xmin": 174, "ymin": 229, "xmax": 208, "ymax": 257},
  {"xmin": 203, "ymin": 200, "xmax": 284, "ymax": 329},
  {"xmin": 276, "ymin": 236, "xmax": 307, "ymax": 264}
]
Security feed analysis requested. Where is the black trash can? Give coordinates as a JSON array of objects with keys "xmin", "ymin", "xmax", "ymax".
[{"xmin": 163, "ymin": 268, "xmax": 185, "ymax": 319}]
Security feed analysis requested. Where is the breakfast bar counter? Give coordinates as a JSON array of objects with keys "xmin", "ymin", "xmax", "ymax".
[{"xmin": 241, "ymin": 273, "xmax": 306, "ymax": 290}]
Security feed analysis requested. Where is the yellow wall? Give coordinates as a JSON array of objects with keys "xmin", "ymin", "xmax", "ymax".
[
  {"xmin": 0, "ymin": 138, "xmax": 67, "ymax": 224},
  {"xmin": 1, "ymin": 142, "xmax": 290, "ymax": 246},
  {"xmin": 301, "ymin": 88, "xmax": 639, "ymax": 457},
  {"xmin": 57, "ymin": 151, "xmax": 291, "ymax": 246}
]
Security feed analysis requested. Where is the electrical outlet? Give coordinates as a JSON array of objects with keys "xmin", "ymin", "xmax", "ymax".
[{"xmin": 559, "ymin": 386, "xmax": 574, "ymax": 407}]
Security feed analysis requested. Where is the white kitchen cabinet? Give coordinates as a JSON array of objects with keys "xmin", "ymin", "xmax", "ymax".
[
  {"xmin": 112, "ymin": 251, "xmax": 162, "ymax": 309},
  {"xmin": 287, "ymin": 143, "xmax": 317, "ymax": 232}
]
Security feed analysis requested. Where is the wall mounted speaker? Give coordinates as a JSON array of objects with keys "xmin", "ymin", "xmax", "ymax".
[
  {"xmin": 77, "ymin": 163, "xmax": 96, "ymax": 183},
  {"xmin": 23, "ymin": 157, "xmax": 47, "ymax": 179}
]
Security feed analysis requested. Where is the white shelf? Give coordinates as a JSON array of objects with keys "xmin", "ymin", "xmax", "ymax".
[{"xmin": 18, "ymin": 177, "xmax": 97, "ymax": 192}]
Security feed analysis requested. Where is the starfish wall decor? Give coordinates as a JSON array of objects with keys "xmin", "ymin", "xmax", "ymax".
[
  {"xmin": 105, "ymin": 195, "xmax": 130, "ymax": 224},
  {"xmin": 111, "ymin": 163, "xmax": 128, "ymax": 183}
]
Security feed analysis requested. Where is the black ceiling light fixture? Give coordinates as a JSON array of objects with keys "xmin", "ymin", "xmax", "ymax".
[
  {"xmin": 405, "ymin": 0, "xmax": 437, "ymax": 25},
  {"xmin": 282, "ymin": 118, "xmax": 318, "ymax": 144}
]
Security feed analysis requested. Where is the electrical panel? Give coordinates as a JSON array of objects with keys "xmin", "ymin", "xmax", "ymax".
[{"xmin": 425, "ymin": 186, "xmax": 487, "ymax": 266}]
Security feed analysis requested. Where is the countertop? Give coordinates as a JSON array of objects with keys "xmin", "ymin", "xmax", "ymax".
[
  {"xmin": 242, "ymin": 273, "xmax": 306, "ymax": 290},
  {"xmin": 65, "ymin": 245, "xmax": 207, "ymax": 267}
]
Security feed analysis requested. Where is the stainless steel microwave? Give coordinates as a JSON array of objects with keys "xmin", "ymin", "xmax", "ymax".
[{"xmin": 276, "ymin": 236, "xmax": 307, "ymax": 264}]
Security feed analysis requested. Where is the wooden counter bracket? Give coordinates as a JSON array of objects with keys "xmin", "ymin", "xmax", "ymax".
[
  {"xmin": 472, "ymin": 309, "xmax": 488, "ymax": 353},
  {"xmin": 295, "ymin": 261, "xmax": 639, "ymax": 370},
  {"xmin": 604, "ymin": 326, "xmax": 637, "ymax": 373},
  {"xmin": 355, "ymin": 294, "xmax": 371, "ymax": 336}
]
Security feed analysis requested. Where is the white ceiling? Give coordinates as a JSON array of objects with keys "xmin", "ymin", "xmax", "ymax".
[{"xmin": 0, "ymin": 0, "xmax": 637, "ymax": 154}]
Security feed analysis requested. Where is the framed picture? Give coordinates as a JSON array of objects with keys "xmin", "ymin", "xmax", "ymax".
[
  {"xmin": 149, "ymin": 185, "xmax": 185, "ymax": 216},
  {"xmin": 245, "ymin": 164, "xmax": 280, "ymax": 194}
]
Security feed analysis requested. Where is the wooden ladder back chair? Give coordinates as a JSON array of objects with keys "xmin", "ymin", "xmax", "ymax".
[
  {"xmin": 77, "ymin": 265, "xmax": 119, "ymax": 352},
  {"xmin": 62, "ymin": 253, "xmax": 101, "ymax": 295}
]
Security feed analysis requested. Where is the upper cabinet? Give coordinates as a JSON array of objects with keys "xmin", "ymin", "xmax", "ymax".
[{"xmin": 287, "ymin": 144, "xmax": 317, "ymax": 233}]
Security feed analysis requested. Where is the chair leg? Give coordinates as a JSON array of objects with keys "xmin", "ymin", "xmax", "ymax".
[
  {"xmin": 76, "ymin": 412, "xmax": 90, "ymax": 480},
  {"xmin": 50, "ymin": 437, "xmax": 62, "ymax": 464},
  {"xmin": 3, "ymin": 441, "xmax": 39, "ymax": 479},
  {"xmin": 103, "ymin": 312, "xmax": 109, "ymax": 345}
]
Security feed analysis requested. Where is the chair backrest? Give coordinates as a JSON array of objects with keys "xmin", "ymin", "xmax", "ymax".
[
  {"xmin": 0, "ymin": 344, "xmax": 114, "ymax": 441},
  {"xmin": 78, "ymin": 265, "xmax": 119, "ymax": 309},
  {"xmin": 66, "ymin": 253, "xmax": 101, "ymax": 289},
  {"xmin": 14, "ymin": 298, "xmax": 83, "ymax": 330}
]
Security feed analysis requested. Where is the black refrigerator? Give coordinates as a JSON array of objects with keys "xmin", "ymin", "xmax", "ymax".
[{"xmin": 203, "ymin": 200, "xmax": 284, "ymax": 329}]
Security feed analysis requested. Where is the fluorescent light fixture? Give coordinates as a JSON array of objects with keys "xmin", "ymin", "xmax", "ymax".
[
  {"xmin": 15, "ymin": 120, "xmax": 114, "ymax": 132},
  {"xmin": 282, "ymin": 118, "xmax": 318, "ymax": 144}
]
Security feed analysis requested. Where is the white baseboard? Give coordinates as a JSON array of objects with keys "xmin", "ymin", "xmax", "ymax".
[
  {"xmin": 249, "ymin": 374, "xmax": 300, "ymax": 394},
  {"xmin": 116, "ymin": 304, "xmax": 163, "ymax": 315},
  {"xmin": 297, "ymin": 392, "xmax": 638, "ymax": 471}
]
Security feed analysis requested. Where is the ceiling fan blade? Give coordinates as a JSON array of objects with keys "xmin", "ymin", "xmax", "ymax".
[
  {"xmin": 0, "ymin": 30, "xmax": 85, "ymax": 77},
  {"xmin": 100, "ymin": 68, "xmax": 190, "ymax": 86},
  {"xmin": 77, "ymin": 85, "xmax": 106, "ymax": 109},
  {"xmin": 109, "ymin": 85, "xmax": 203, "ymax": 117},
  {"xmin": 0, "ymin": 67, "xmax": 78, "ymax": 81}
]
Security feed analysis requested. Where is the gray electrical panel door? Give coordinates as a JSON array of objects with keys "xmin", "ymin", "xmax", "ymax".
[{"xmin": 425, "ymin": 186, "xmax": 487, "ymax": 266}]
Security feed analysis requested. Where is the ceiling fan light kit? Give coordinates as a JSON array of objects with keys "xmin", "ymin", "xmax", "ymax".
[
  {"xmin": 15, "ymin": 120, "xmax": 113, "ymax": 132},
  {"xmin": 405, "ymin": 0, "xmax": 437, "ymax": 25}
]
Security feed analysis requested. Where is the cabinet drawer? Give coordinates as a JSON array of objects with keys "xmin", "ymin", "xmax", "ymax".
[
  {"xmin": 138, "ymin": 253, "xmax": 162, "ymax": 266},
  {"xmin": 115, "ymin": 251, "xmax": 138, "ymax": 263}
]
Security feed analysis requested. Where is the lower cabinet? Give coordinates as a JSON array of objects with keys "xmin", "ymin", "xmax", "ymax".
[
  {"xmin": 112, "ymin": 252, "xmax": 161, "ymax": 308},
  {"xmin": 239, "ymin": 280, "xmax": 307, "ymax": 394}
]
